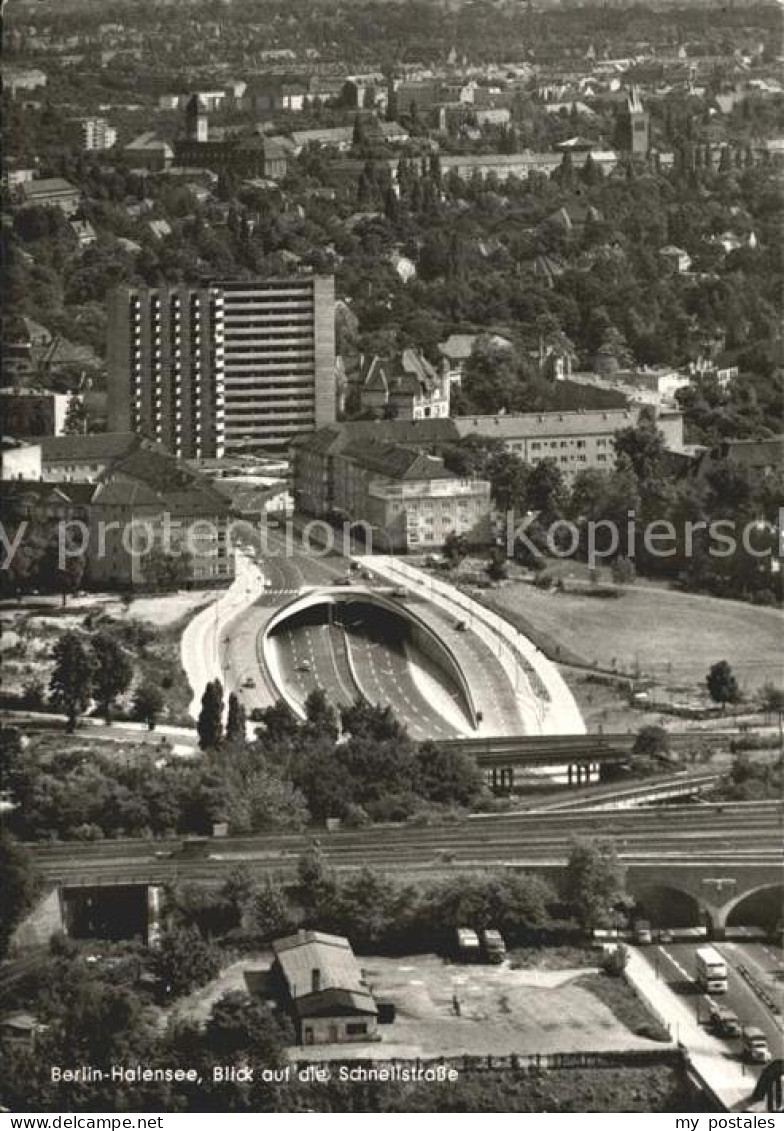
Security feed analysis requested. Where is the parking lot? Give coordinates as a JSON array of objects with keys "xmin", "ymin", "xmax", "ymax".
[{"xmin": 351, "ymin": 954, "xmax": 663, "ymax": 1059}]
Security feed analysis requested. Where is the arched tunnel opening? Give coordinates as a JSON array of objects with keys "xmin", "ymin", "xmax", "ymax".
[
  {"xmin": 725, "ymin": 885, "xmax": 783, "ymax": 935},
  {"xmin": 63, "ymin": 885, "xmax": 149, "ymax": 943},
  {"xmin": 266, "ymin": 595, "xmax": 475, "ymax": 734},
  {"xmin": 631, "ymin": 884, "xmax": 704, "ymax": 929}
]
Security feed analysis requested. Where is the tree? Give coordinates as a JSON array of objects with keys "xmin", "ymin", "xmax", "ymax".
[
  {"xmin": 204, "ymin": 991, "xmax": 289, "ymax": 1063},
  {"xmin": 133, "ymin": 682, "xmax": 164, "ymax": 730},
  {"xmin": 340, "ymin": 699, "xmax": 404, "ymax": 742},
  {"xmin": 297, "ymin": 843, "xmax": 331, "ymax": 902},
  {"xmin": 142, "ymin": 545, "xmax": 192, "ymax": 592},
  {"xmin": 563, "ymin": 839, "xmax": 630, "ymax": 931},
  {"xmin": 62, "ymin": 393, "xmax": 87, "ymax": 435},
  {"xmin": 154, "ymin": 925, "xmax": 221, "ymax": 997},
  {"xmin": 613, "ymin": 421, "xmax": 666, "ymax": 487},
  {"xmin": 443, "ymin": 530, "xmax": 468, "ymax": 566},
  {"xmin": 760, "ymin": 684, "xmax": 784, "ymax": 747},
  {"xmin": 486, "ymin": 546, "xmax": 508, "ymax": 581},
  {"xmin": 221, "ymin": 864, "xmax": 256, "ymax": 927},
  {"xmin": 601, "ymin": 943, "xmax": 629, "ymax": 977},
  {"xmin": 610, "ymin": 556, "xmax": 637, "ymax": 586},
  {"xmin": 526, "ymin": 458, "xmax": 565, "ymax": 519},
  {"xmin": 91, "ymin": 632, "xmax": 133, "ymax": 722},
  {"xmin": 633, "ymin": 725, "xmax": 671, "ymax": 760},
  {"xmin": 225, "ymin": 692, "xmax": 247, "ymax": 745},
  {"xmin": 0, "ymin": 833, "xmax": 40, "ymax": 958},
  {"xmin": 197, "ymin": 679, "xmax": 224, "ymax": 750},
  {"xmin": 49, "ymin": 631, "xmax": 95, "ymax": 732},
  {"xmin": 461, "ymin": 338, "xmax": 521, "ymax": 414},
  {"xmin": 251, "ymin": 877, "xmax": 296, "ymax": 941},
  {"xmin": 706, "ymin": 660, "xmax": 740, "ymax": 712},
  {"xmin": 253, "ymin": 698, "xmax": 299, "ymax": 744},
  {"xmin": 304, "ymin": 688, "xmax": 339, "ymax": 743},
  {"xmin": 416, "ymin": 742, "xmax": 485, "ymax": 807}
]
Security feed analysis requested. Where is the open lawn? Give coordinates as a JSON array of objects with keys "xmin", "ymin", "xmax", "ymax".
[{"xmin": 484, "ymin": 580, "xmax": 782, "ymax": 694}]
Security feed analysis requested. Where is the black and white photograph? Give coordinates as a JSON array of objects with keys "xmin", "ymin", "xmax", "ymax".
[{"xmin": 0, "ymin": 0, "xmax": 782, "ymax": 1122}]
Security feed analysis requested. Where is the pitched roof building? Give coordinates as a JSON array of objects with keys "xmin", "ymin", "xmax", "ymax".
[
  {"xmin": 357, "ymin": 349, "xmax": 450, "ymax": 420},
  {"xmin": 270, "ymin": 931, "xmax": 378, "ymax": 1045}
]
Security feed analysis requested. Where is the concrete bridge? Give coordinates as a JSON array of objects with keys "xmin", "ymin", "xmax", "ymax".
[
  {"xmin": 624, "ymin": 860, "xmax": 782, "ymax": 937},
  {"xmin": 13, "ymin": 853, "xmax": 781, "ymax": 952}
]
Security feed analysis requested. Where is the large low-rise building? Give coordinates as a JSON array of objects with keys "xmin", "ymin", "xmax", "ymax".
[
  {"xmin": 16, "ymin": 177, "xmax": 81, "ymax": 215},
  {"xmin": 2, "ymin": 433, "xmax": 236, "ymax": 589},
  {"xmin": 292, "ymin": 425, "xmax": 492, "ymax": 550},
  {"xmin": 454, "ymin": 407, "xmax": 683, "ymax": 481},
  {"xmin": 0, "ymin": 388, "xmax": 71, "ymax": 438}
]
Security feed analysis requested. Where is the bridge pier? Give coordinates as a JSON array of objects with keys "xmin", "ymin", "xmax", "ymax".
[
  {"xmin": 490, "ymin": 766, "xmax": 515, "ymax": 794},
  {"xmin": 147, "ymin": 885, "xmax": 164, "ymax": 948}
]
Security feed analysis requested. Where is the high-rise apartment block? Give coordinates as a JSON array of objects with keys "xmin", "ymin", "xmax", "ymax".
[
  {"xmin": 107, "ymin": 286, "xmax": 226, "ymax": 459},
  {"xmin": 107, "ymin": 276, "xmax": 336, "ymax": 457},
  {"xmin": 218, "ymin": 276, "xmax": 335, "ymax": 452}
]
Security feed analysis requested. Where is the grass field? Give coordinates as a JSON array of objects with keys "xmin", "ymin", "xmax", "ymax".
[{"xmin": 484, "ymin": 580, "xmax": 782, "ymax": 694}]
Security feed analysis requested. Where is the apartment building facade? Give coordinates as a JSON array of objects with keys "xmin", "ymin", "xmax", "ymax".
[
  {"xmin": 292, "ymin": 428, "xmax": 492, "ymax": 550},
  {"xmin": 454, "ymin": 407, "xmax": 683, "ymax": 482},
  {"xmin": 218, "ymin": 276, "xmax": 336, "ymax": 453},
  {"xmin": 107, "ymin": 286, "xmax": 226, "ymax": 460},
  {"xmin": 79, "ymin": 117, "xmax": 117, "ymax": 151}
]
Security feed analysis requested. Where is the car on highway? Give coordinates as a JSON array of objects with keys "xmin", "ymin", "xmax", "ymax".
[
  {"xmin": 658, "ymin": 928, "xmax": 674, "ymax": 943},
  {"xmin": 242, "ymin": 677, "xmax": 255, "ymax": 689},
  {"xmin": 455, "ymin": 619, "xmax": 468, "ymax": 632},
  {"xmin": 633, "ymin": 919, "xmax": 653, "ymax": 945},
  {"xmin": 707, "ymin": 1001, "xmax": 741, "ymax": 1038},
  {"xmin": 742, "ymin": 1026, "xmax": 770, "ymax": 1063},
  {"xmin": 297, "ymin": 660, "xmax": 311, "ymax": 672},
  {"xmin": 391, "ymin": 588, "xmax": 408, "ymax": 598}
]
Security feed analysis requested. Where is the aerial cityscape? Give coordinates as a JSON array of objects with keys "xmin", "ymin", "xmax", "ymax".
[{"xmin": 0, "ymin": 0, "xmax": 782, "ymax": 1118}]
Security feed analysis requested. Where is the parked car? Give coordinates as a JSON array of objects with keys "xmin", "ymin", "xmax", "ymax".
[
  {"xmin": 482, "ymin": 928, "xmax": 507, "ymax": 964},
  {"xmin": 456, "ymin": 927, "xmax": 481, "ymax": 963}
]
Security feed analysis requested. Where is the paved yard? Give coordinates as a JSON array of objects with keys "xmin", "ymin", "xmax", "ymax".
[{"xmin": 348, "ymin": 954, "xmax": 660, "ymax": 1059}]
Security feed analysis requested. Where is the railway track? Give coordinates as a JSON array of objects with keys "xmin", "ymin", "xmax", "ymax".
[{"xmin": 28, "ymin": 801, "xmax": 784, "ymax": 881}]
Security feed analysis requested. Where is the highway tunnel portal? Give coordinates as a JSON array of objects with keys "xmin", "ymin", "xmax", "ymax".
[{"xmin": 262, "ymin": 586, "xmax": 479, "ymax": 730}]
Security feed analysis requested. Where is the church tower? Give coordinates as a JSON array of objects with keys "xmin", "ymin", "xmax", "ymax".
[
  {"xmin": 185, "ymin": 93, "xmax": 209, "ymax": 143},
  {"xmin": 625, "ymin": 87, "xmax": 649, "ymax": 156}
]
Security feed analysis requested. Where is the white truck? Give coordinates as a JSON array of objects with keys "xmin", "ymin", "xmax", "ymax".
[{"xmin": 695, "ymin": 945, "xmax": 728, "ymax": 994}]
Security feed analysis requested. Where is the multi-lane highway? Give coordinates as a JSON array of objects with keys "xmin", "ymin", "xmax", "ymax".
[
  {"xmin": 640, "ymin": 938, "xmax": 784, "ymax": 1090},
  {"xmin": 223, "ymin": 526, "xmax": 511, "ymax": 737}
]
